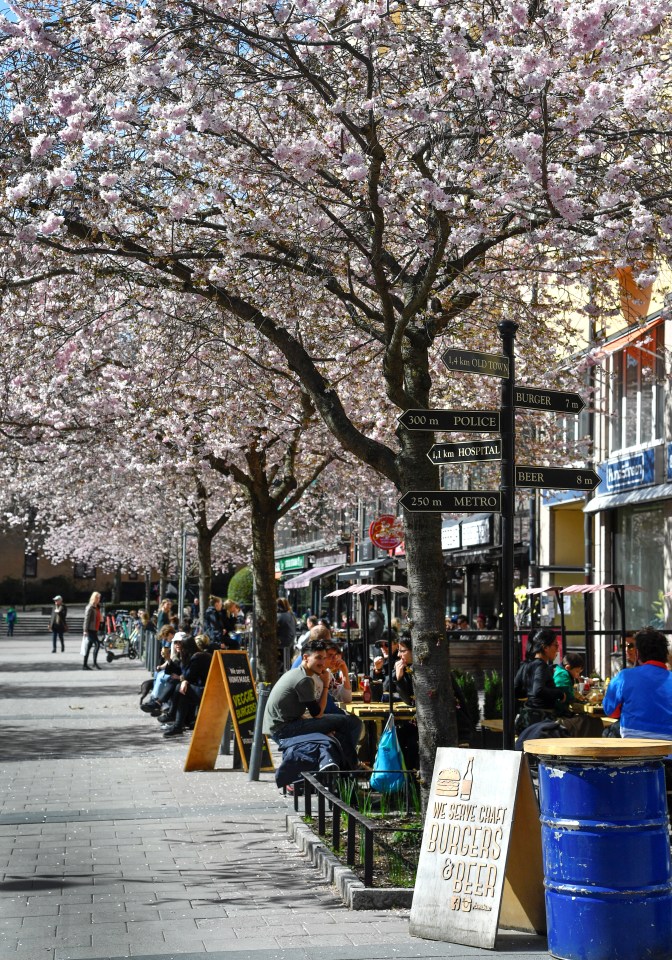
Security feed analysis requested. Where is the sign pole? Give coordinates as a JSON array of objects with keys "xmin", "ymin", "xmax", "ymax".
[{"xmin": 499, "ymin": 320, "xmax": 518, "ymax": 751}]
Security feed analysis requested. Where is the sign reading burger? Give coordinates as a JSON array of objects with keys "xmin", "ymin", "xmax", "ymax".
[{"xmin": 409, "ymin": 748, "xmax": 544, "ymax": 949}]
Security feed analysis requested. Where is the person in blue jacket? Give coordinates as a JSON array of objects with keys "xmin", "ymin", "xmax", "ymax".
[{"xmin": 603, "ymin": 627, "xmax": 672, "ymax": 740}]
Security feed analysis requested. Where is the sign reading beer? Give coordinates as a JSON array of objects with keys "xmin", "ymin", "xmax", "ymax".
[
  {"xmin": 399, "ymin": 490, "xmax": 502, "ymax": 514},
  {"xmin": 442, "ymin": 348, "xmax": 510, "ymax": 378},
  {"xmin": 409, "ymin": 748, "xmax": 544, "ymax": 949},
  {"xmin": 184, "ymin": 650, "xmax": 273, "ymax": 774},
  {"xmin": 398, "ymin": 409, "xmax": 500, "ymax": 433},
  {"xmin": 515, "ymin": 465, "xmax": 602, "ymax": 491}
]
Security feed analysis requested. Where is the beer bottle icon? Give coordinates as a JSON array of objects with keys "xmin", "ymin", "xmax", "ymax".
[{"xmin": 460, "ymin": 757, "xmax": 474, "ymax": 800}]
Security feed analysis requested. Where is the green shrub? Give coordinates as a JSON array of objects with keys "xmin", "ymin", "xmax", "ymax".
[
  {"xmin": 483, "ymin": 670, "xmax": 503, "ymax": 719},
  {"xmin": 452, "ymin": 669, "xmax": 480, "ymax": 726},
  {"xmin": 227, "ymin": 566, "xmax": 253, "ymax": 606}
]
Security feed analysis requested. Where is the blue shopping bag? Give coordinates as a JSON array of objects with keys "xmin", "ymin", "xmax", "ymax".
[{"xmin": 370, "ymin": 715, "xmax": 406, "ymax": 793}]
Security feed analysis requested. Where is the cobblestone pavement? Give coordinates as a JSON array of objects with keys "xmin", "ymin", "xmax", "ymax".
[{"xmin": 0, "ymin": 636, "xmax": 548, "ymax": 960}]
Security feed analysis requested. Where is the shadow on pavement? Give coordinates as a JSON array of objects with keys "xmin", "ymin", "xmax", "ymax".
[
  {"xmin": 0, "ymin": 723, "xmax": 173, "ymax": 759},
  {"xmin": 2, "ymin": 683, "xmax": 136, "ymax": 699}
]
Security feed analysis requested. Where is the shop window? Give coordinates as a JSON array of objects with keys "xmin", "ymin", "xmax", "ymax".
[
  {"xmin": 609, "ymin": 324, "xmax": 664, "ymax": 453},
  {"xmin": 613, "ymin": 504, "xmax": 665, "ymax": 628}
]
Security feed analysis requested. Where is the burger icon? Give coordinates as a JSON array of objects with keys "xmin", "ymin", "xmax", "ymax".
[{"xmin": 435, "ymin": 768, "xmax": 461, "ymax": 798}]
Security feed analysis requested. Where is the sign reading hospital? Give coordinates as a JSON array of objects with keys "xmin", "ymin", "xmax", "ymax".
[{"xmin": 409, "ymin": 749, "xmax": 543, "ymax": 949}]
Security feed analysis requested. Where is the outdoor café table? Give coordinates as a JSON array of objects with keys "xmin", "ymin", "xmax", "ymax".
[
  {"xmin": 344, "ymin": 701, "xmax": 416, "ymax": 763},
  {"xmin": 523, "ymin": 738, "xmax": 672, "ymax": 960}
]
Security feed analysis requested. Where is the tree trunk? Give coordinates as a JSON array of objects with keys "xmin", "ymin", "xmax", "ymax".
[
  {"xmin": 397, "ymin": 386, "xmax": 457, "ymax": 811},
  {"xmin": 111, "ymin": 566, "xmax": 122, "ymax": 605},
  {"xmin": 250, "ymin": 506, "xmax": 279, "ymax": 683},
  {"xmin": 197, "ymin": 529, "xmax": 213, "ymax": 621}
]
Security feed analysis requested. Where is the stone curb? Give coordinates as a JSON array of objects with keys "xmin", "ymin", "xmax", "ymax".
[{"xmin": 285, "ymin": 812, "xmax": 414, "ymax": 911}]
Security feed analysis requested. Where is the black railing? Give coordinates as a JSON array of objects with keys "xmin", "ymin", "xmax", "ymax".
[{"xmin": 296, "ymin": 769, "xmax": 422, "ymax": 888}]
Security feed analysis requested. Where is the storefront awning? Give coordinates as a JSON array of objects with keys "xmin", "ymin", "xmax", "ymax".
[
  {"xmin": 584, "ymin": 482, "xmax": 672, "ymax": 513},
  {"xmin": 336, "ymin": 558, "xmax": 396, "ymax": 581},
  {"xmin": 283, "ymin": 563, "xmax": 343, "ymax": 590}
]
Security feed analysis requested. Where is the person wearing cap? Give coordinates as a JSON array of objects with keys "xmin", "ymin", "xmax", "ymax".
[{"xmin": 49, "ymin": 595, "xmax": 68, "ymax": 653}]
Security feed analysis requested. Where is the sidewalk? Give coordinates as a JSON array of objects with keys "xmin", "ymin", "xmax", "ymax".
[{"xmin": 0, "ymin": 635, "xmax": 549, "ymax": 960}]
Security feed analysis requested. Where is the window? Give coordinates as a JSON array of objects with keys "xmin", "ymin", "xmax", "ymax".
[
  {"xmin": 613, "ymin": 504, "xmax": 665, "ymax": 627},
  {"xmin": 74, "ymin": 562, "xmax": 96, "ymax": 579},
  {"xmin": 23, "ymin": 552, "xmax": 37, "ymax": 578},
  {"xmin": 609, "ymin": 323, "xmax": 664, "ymax": 453}
]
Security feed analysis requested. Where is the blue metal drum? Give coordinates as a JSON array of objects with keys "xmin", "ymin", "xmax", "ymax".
[{"xmin": 538, "ymin": 756, "xmax": 672, "ymax": 960}]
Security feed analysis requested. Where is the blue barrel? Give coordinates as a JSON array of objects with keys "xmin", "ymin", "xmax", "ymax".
[{"xmin": 537, "ymin": 752, "xmax": 672, "ymax": 960}]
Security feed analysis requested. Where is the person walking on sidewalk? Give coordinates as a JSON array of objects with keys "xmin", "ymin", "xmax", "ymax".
[
  {"xmin": 5, "ymin": 605, "xmax": 16, "ymax": 637},
  {"xmin": 50, "ymin": 595, "xmax": 68, "ymax": 652},
  {"xmin": 82, "ymin": 591, "xmax": 103, "ymax": 671}
]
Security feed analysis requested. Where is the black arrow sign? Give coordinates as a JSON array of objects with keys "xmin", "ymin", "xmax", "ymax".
[
  {"xmin": 515, "ymin": 466, "xmax": 602, "ymax": 491},
  {"xmin": 514, "ymin": 387, "xmax": 586, "ymax": 414},
  {"xmin": 427, "ymin": 439, "xmax": 502, "ymax": 465},
  {"xmin": 398, "ymin": 490, "xmax": 502, "ymax": 513},
  {"xmin": 442, "ymin": 347, "xmax": 510, "ymax": 378},
  {"xmin": 398, "ymin": 409, "xmax": 500, "ymax": 433}
]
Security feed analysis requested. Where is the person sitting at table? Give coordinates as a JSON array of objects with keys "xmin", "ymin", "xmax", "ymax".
[
  {"xmin": 263, "ymin": 637, "xmax": 362, "ymax": 768},
  {"xmin": 610, "ymin": 633, "xmax": 638, "ymax": 676},
  {"xmin": 370, "ymin": 631, "xmax": 399, "ymax": 695},
  {"xmin": 514, "ymin": 629, "xmax": 565, "ymax": 734},
  {"xmin": 603, "ymin": 627, "xmax": 672, "ymax": 739},
  {"xmin": 553, "ymin": 652, "xmax": 604, "ymax": 737}
]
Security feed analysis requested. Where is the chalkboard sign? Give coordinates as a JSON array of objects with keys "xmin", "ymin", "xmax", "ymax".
[
  {"xmin": 184, "ymin": 650, "xmax": 274, "ymax": 773},
  {"xmin": 409, "ymin": 748, "xmax": 544, "ymax": 948}
]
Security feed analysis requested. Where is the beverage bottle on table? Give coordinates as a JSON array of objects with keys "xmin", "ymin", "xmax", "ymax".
[{"xmin": 361, "ymin": 678, "xmax": 371, "ymax": 703}]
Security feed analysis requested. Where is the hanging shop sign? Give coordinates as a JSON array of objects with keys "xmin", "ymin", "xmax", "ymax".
[{"xmin": 368, "ymin": 515, "xmax": 404, "ymax": 551}]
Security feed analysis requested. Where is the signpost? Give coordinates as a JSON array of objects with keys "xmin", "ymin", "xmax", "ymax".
[
  {"xmin": 515, "ymin": 466, "xmax": 601, "ymax": 491},
  {"xmin": 397, "ymin": 335, "xmax": 590, "ymax": 752},
  {"xmin": 427, "ymin": 440, "xmax": 502, "ymax": 465},
  {"xmin": 514, "ymin": 386, "xmax": 585, "ymax": 414},
  {"xmin": 398, "ymin": 409, "xmax": 500, "ymax": 433},
  {"xmin": 442, "ymin": 347, "xmax": 510, "ymax": 379},
  {"xmin": 399, "ymin": 491, "xmax": 502, "ymax": 514}
]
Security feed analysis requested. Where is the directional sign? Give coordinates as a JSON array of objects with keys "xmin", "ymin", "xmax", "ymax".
[
  {"xmin": 427, "ymin": 439, "xmax": 502, "ymax": 465},
  {"xmin": 515, "ymin": 466, "xmax": 602, "ymax": 491},
  {"xmin": 442, "ymin": 347, "xmax": 510, "ymax": 378},
  {"xmin": 514, "ymin": 387, "xmax": 585, "ymax": 415},
  {"xmin": 399, "ymin": 490, "xmax": 502, "ymax": 513},
  {"xmin": 398, "ymin": 409, "xmax": 500, "ymax": 433}
]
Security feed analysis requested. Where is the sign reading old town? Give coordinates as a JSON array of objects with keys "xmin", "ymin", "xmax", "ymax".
[
  {"xmin": 514, "ymin": 386, "xmax": 585, "ymax": 414},
  {"xmin": 442, "ymin": 348, "xmax": 510, "ymax": 378},
  {"xmin": 398, "ymin": 409, "xmax": 500, "ymax": 433},
  {"xmin": 409, "ymin": 748, "xmax": 544, "ymax": 948},
  {"xmin": 515, "ymin": 466, "xmax": 602, "ymax": 491},
  {"xmin": 427, "ymin": 440, "xmax": 502, "ymax": 465},
  {"xmin": 399, "ymin": 491, "xmax": 502, "ymax": 514}
]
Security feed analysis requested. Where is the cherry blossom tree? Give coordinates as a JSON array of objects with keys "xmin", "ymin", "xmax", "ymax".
[{"xmin": 2, "ymin": 0, "xmax": 672, "ymax": 791}]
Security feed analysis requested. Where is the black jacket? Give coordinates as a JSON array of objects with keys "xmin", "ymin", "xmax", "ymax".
[
  {"xmin": 204, "ymin": 605, "xmax": 225, "ymax": 644},
  {"xmin": 516, "ymin": 658, "xmax": 565, "ymax": 710}
]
